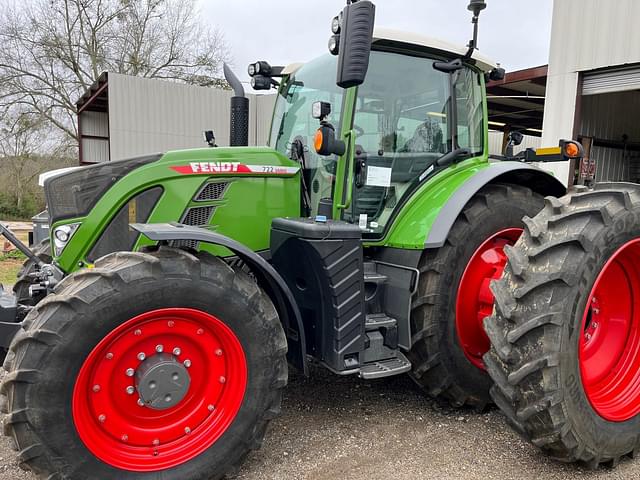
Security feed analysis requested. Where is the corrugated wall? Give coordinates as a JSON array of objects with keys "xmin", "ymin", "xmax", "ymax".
[
  {"xmin": 107, "ymin": 74, "xmax": 277, "ymax": 161},
  {"xmin": 488, "ymin": 130, "xmax": 541, "ymax": 156},
  {"xmin": 542, "ymin": 0, "xmax": 640, "ymax": 184},
  {"xmin": 580, "ymin": 91, "xmax": 640, "ymax": 181},
  {"xmin": 80, "ymin": 110, "xmax": 110, "ymax": 163}
]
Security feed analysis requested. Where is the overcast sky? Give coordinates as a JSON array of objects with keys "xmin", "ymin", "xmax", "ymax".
[{"xmin": 202, "ymin": 0, "xmax": 553, "ymax": 83}]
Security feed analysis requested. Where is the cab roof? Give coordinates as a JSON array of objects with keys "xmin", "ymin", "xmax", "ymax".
[
  {"xmin": 283, "ymin": 28, "xmax": 498, "ymax": 75},
  {"xmin": 373, "ymin": 27, "xmax": 498, "ymax": 72}
]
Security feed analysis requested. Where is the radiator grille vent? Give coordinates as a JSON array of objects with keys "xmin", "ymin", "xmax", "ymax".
[
  {"xmin": 172, "ymin": 206, "xmax": 215, "ymax": 250},
  {"xmin": 196, "ymin": 182, "xmax": 228, "ymax": 201}
]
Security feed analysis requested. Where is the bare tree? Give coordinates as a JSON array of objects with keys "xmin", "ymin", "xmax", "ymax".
[
  {"xmin": 0, "ymin": 114, "xmax": 74, "ymax": 215},
  {"xmin": 0, "ymin": 0, "xmax": 229, "ymax": 143}
]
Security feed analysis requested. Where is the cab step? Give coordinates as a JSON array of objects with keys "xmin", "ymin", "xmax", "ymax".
[{"xmin": 359, "ymin": 351, "xmax": 411, "ymax": 380}]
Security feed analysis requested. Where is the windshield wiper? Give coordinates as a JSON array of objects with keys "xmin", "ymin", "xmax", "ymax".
[{"xmin": 435, "ymin": 148, "xmax": 472, "ymax": 167}]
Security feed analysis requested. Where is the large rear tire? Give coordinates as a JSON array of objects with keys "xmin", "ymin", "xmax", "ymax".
[
  {"xmin": 485, "ymin": 184, "xmax": 640, "ymax": 468},
  {"xmin": 408, "ymin": 184, "xmax": 544, "ymax": 409},
  {"xmin": 1, "ymin": 247, "xmax": 287, "ymax": 479}
]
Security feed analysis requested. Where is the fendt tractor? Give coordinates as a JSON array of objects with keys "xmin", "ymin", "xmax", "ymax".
[{"xmin": 0, "ymin": 1, "xmax": 638, "ymax": 478}]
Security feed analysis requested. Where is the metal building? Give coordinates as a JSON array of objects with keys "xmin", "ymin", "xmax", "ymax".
[
  {"xmin": 542, "ymin": 0, "xmax": 640, "ymax": 185},
  {"xmin": 77, "ymin": 72, "xmax": 276, "ymax": 164}
]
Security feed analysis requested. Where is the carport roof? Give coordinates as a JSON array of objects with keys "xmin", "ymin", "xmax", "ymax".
[{"xmin": 486, "ymin": 65, "xmax": 547, "ymax": 137}]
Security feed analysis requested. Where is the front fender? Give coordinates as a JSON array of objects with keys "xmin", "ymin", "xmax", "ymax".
[{"xmin": 132, "ymin": 222, "xmax": 308, "ymax": 375}]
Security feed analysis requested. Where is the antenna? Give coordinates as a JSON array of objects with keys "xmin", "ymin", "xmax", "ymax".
[{"xmin": 466, "ymin": 0, "xmax": 487, "ymax": 58}]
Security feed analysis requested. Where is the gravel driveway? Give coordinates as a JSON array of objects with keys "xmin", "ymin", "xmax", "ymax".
[{"xmin": 0, "ymin": 367, "xmax": 638, "ymax": 480}]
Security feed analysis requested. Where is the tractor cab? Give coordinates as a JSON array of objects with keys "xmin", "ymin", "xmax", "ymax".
[{"xmin": 269, "ymin": 29, "xmax": 495, "ymax": 237}]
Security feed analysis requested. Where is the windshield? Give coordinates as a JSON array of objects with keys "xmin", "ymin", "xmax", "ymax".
[
  {"xmin": 348, "ymin": 50, "xmax": 485, "ymax": 233},
  {"xmin": 271, "ymin": 54, "xmax": 343, "ymax": 217}
]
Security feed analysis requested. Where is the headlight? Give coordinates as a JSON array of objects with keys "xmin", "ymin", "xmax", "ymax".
[{"xmin": 53, "ymin": 223, "xmax": 80, "ymax": 257}]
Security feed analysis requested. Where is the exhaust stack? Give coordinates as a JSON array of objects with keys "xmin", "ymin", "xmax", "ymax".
[{"xmin": 223, "ymin": 63, "xmax": 249, "ymax": 147}]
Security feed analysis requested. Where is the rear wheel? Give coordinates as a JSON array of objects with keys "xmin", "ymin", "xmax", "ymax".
[
  {"xmin": 408, "ymin": 184, "xmax": 543, "ymax": 408},
  {"xmin": 485, "ymin": 184, "xmax": 640, "ymax": 468},
  {"xmin": 1, "ymin": 247, "xmax": 287, "ymax": 479}
]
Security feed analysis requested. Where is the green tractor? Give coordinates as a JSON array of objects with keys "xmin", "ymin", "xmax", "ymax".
[{"xmin": 0, "ymin": 1, "xmax": 637, "ymax": 478}]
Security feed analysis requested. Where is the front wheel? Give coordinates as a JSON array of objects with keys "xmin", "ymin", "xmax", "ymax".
[
  {"xmin": 485, "ymin": 185, "xmax": 640, "ymax": 468},
  {"xmin": 1, "ymin": 247, "xmax": 287, "ymax": 479}
]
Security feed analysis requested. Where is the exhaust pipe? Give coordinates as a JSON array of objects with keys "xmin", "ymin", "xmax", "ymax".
[{"xmin": 223, "ymin": 63, "xmax": 249, "ymax": 147}]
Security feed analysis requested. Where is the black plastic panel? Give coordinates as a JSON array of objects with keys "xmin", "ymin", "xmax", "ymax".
[
  {"xmin": 271, "ymin": 218, "xmax": 365, "ymax": 372},
  {"xmin": 44, "ymin": 154, "xmax": 161, "ymax": 224},
  {"xmin": 87, "ymin": 187, "xmax": 163, "ymax": 262}
]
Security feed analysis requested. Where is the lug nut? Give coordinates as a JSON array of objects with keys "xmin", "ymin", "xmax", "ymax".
[
  {"xmin": 208, "ymin": 404, "xmax": 215, "ymax": 412},
  {"xmin": 93, "ymin": 385, "xmax": 101, "ymax": 393},
  {"xmin": 105, "ymin": 353, "xmax": 114, "ymax": 360},
  {"xmin": 126, "ymin": 386, "xmax": 135, "ymax": 395},
  {"xmin": 153, "ymin": 439, "xmax": 160, "ymax": 446},
  {"xmin": 155, "ymin": 345, "xmax": 164, "ymax": 353},
  {"xmin": 184, "ymin": 359, "xmax": 192, "ymax": 368},
  {"xmin": 121, "ymin": 434, "xmax": 128, "ymax": 442},
  {"xmin": 593, "ymin": 308, "xmax": 600, "ymax": 315},
  {"xmin": 137, "ymin": 352, "xmax": 146, "ymax": 361},
  {"xmin": 219, "ymin": 376, "xmax": 226, "ymax": 384},
  {"xmin": 184, "ymin": 427, "xmax": 191, "ymax": 435},
  {"xmin": 126, "ymin": 368, "xmax": 135, "ymax": 377},
  {"xmin": 137, "ymin": 398, "xmax": 145, "ymax": 407},
  {"xmin": 586, "ymin": 333, "xmax": 592, "ymax": 341},
  {"xmin": 197, "ymin": 328, "xmax": 204, "ymax": 335},
  {"xmin": 134, "ymin": 329, "xmax": 142, "ymax": 336},
  {"xmin": 98, "ymin": 414, "xmax": 106, "ymax": 423},
  {"xmin": 215, "ymin": 349, "xmax": 223, "ymax": 357},
  {"xmin": 173, "ymin": 347, "xmax": 182, "ymax": 356},
  {"xmin": 168, "ymin": 321, "xmax": 175, "ymax": 328}
]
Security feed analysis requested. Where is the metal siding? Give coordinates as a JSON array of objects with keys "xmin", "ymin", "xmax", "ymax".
[
  {"xmin": 543, "ymin": 0, "xmax": 640, "ymax": 184},
  {"xmin": 488, "ymin": 130, "xmax": 541, "ymax": 156},
  {"xmin": 80, "ymin": 111, "xmax": 109, "ymax": 137},
  {"xmin": 579, "ymin": 91, "xmax": 640, "ymax": 181},
  {"xmin": 583, "ymin": 67, "xmax": 640, "ymax": 96},
  {"xmin": 107, "ymin": 73, "xmax": 274, "ymax": 161},
  {"xmin": 81, "ymin": 138, "xmax": 110, "ymax": 163}
]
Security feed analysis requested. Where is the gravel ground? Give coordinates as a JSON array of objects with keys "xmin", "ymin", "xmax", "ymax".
[{"xmin": 0, "ymin": 367, "xmax": 638, "ymax": 480}]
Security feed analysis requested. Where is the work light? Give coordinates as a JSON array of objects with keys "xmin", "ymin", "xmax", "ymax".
[{"xmin": 328, "ymin": 35, "xmax": 340, "ymax": 56}]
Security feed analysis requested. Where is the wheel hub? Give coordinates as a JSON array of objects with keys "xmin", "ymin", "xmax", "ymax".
[
  {"xmin": 456, "ymin": 228, "xmax": 523, "ymax": 370},
  {"xmin": 579, "ymin": 239, "xmax": 640, "ymax": 422},
  {"xmin": 135, "ymin": 353, "xmax": 191, "ymax": 410},
  {"xmin": 72, "ymin": 308, "xmax": 247, "ymax": 472}
]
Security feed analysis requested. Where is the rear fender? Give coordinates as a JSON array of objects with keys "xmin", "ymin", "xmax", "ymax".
[
  {"xmin": 424, "ymin": 163, "xmax": 566, "ymax": 248},
  {"xmin": 132, "ymin": 222, "xmax": 308, "ymax": 375}
]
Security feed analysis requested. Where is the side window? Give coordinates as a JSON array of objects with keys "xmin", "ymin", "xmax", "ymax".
[{"xmin": 456, "ymin": 69, "xmax": 484, "ymax": 154}]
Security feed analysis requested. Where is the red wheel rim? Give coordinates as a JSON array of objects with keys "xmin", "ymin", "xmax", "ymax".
[
  {"xmin": 72, "ymin": 308, "xmax": 247, "ymax": 471},
  {"xmin": 579, "ymin": 239, "xmax": 640, "ymax": 422},
  {"xmin": 456, "ymin": 228, "xmax": 523, "ymax": 370}
]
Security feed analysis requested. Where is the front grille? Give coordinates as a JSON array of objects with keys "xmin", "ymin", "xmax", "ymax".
[
  {"xmin": 196, "ymin": 182, "xmax": 228, "ymax": 201},
  {"xmin": 172, "ymin": 206, "xmax": 216, "ymax": 250}
]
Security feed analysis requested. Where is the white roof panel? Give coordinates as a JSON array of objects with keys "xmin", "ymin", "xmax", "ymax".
[{"xmin": 373, "ymin": 27, "xmax": 497, "ymax": 72}]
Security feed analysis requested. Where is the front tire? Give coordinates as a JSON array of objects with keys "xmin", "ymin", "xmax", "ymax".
[
  {"xmin": 408, "ymin": 184, "xmax": 543, "ymax": 409},
  {"xmin": 1, "ymin": 247, "xmax": 287, "ymax": 479},
  {"xmin": 485, "ymin": 184, "xmax": 640, "ymax": 468}
]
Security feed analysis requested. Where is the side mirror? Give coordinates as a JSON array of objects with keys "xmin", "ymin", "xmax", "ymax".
[
  {"xmin": 335, "ymin": 1, "xmax": 376, "ymax": 89},
  {"xmin": 509, "ymin": 131, "xmax": 524, "ymax": 147}
]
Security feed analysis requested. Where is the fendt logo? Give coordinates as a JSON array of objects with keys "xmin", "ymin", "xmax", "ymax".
[
  {"xmin": 171, "ymin": 162, "xmax": 250, "ymax": 175},
  {"xmin": 189, "ymin": 162, "xmax": 241, "ymax": 173},
  {"xmin": 170, "ymin": 162, "xmax": 300, "ymax": 176}
]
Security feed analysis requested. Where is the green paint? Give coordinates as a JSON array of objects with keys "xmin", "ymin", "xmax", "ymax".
[{"xmin": 54, "ymin": 147, "xmax": 300, "ymax": 273}]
